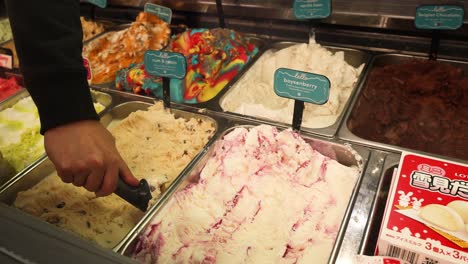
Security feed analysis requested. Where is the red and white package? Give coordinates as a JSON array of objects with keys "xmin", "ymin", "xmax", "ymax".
[
  {"xmin": 376, "ymin": 152, "xmax": 468, "ymax": 264},
  {"xmin": 352, "ymin": 255, "xmax": 410, "ymax": 264}
]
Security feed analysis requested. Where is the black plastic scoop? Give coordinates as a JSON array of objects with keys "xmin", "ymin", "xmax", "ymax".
[{"xmin": 114, "ymin": 177, "xmax": 152, "ymax": 212}]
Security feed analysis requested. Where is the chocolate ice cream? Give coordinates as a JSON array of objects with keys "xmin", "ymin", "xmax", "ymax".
[{"xmin": 348, "ymin": 60, "xmax": 468, "ymax": 161}]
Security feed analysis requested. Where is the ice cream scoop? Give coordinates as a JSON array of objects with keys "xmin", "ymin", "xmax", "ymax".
[{"xmin": 114, "ymin": 177, "xmax": 152, "ymax": 212}]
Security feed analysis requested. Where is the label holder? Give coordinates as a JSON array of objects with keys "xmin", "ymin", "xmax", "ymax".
[
  {"xmin": 429, "ymin": 30, "xmax": 440, "ymax": 60},
  {"xmin": 162, "ymin": 78, "xmax": 171, "ymax": 108},
  {"xmin": 215, "ymin": 0, "xmax": 226, "ymax": 28},
  {"xmin": 292, "ymin": 101, "xmax": 305, "ymax": 131}
]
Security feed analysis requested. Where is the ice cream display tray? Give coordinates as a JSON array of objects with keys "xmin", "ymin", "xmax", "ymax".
[
  {"xmin": 119, "ymin": 121, "xmax": 372, "ymax": 263},
  {"xmin": 0, "ymin": 98, "xmax": 220, "ymax": 252},
  {"xmin": 212, "ymin": 41, "xmax": 371, "ymax": 138},
  {"xmin": 338, "ymin": 53, "xmax": 468, "ymax": 163},
  {"xmin": 0, "ymin": 89, "xmax": 112, "ymax": 187},
  {"xmin": 360, "ymin": 153, "xmax": 401, "ymax": 255}
]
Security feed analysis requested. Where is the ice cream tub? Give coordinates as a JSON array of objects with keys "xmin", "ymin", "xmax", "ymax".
[
  {"xmin": 217, "ymin": 41, "xmax": 370, "ymax": 138},
  {"xmin": 0, "ymin": 18, "xmax": 115, "ymax": 70},
  {"xmin": 119, "ymin": 123, "xmax": 371, "ymax": 263},
  {"xmin": 111, "ymin": 30, "xmax": 266, "ymax": 107},
  {"xmin": 82, "ymin": 23, "xmax": 132, "ymax": 89},
  {"xmin": 340, "ymin": 53, "xmax": 468, "ymax": 163},
  {"xmin": 84, "ymin": 12, "xmax": 172, "ymax": 88},
  {"xmin": 0, "ymin": 100, "xmax": 218, "ymax": 252},
  {"xmin": 0, "ymin": 89, "xmax": 111, "ymax": 187}
]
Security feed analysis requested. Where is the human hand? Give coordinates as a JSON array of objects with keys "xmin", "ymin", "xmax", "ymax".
[{"xmin": 44, "ymin": 120, "xmax": 139, "ymax": 197}]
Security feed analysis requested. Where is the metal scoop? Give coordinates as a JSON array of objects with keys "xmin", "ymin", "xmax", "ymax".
[{"xmin": 114, "ymin": 177, "xmax": 152, "ymax": 212}]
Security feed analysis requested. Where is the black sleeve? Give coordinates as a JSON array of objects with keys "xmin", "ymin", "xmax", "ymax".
[{"xmin": 5, "ymin": 0, "xmax": 99, "ymax": 134}]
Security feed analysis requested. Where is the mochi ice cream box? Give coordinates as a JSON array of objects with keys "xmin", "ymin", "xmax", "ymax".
[{"xmin": 376, "ymin": 152, "xmax": 468, "ymax": 264}]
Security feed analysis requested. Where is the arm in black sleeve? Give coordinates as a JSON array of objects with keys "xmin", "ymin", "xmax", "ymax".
[{"xmin": 5, "ymin": 0, "xmax": 99, "ymax": 134}]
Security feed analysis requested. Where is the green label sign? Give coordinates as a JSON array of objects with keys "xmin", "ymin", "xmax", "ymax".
[
  {"xmin": 415, "ymin": 5, "xmax": 464, "ymax": 30},
  {"xmin": 144, "ymin": 51, "xmax": 186, "ymax": 79},
  {"xmin": 144, "ymin": 3, "xmax": 172, "ymax": 24},
  {"xmin": 274, "ymin": 68, "xmax": 330, "ymax": 105},
  {"xmin": 87, "ymin": 0, "xmax": 107, "ymax": 8},
  {"xmin": 293, "ymin": 0, "xmax": 331, "ymax": 19}
]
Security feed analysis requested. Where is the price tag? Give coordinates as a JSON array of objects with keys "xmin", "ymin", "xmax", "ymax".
[
  {"xmin": 83, "ymin": 57, "xmax": 92, "ymax": 84},
  {"xmin": 274, "ymin": 68, "xmax": 330, "ymax": 105},
  {"xmin": 415, "ymin": 5, "xmax": 464, "ymax": 30},
  {"xmin": 293, "ymin": 0, "xmax": 331, "ymax": 19},
  {"xmin": 144, "ymin": 3, "xmax": 172, "ymax": 24},
  {"xmin": 144, "ymin": 51, "xmax": 186, "ymax": 79}
]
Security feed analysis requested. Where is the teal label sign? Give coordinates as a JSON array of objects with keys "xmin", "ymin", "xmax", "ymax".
[
  {"xmin": 274, "ymin": 68, "xmax": 330, "ymax": 105},
  {"xmin": 87, "ymin": 0, "xmax": 107, "ymax": 8},
  {"xmin": 293, "ymin": 0, "xmax": 331, "ymax": 19},
  {"xmin": 144, "ymin": 3, "xmax": 172, "ymax": 24},
  {"xmin": 144, "ymin": 51, "xmax": 186, "ymax": 79},
  {"xmin": 415, "ymin": 5, "xmax": 464, "ymax": 30}
]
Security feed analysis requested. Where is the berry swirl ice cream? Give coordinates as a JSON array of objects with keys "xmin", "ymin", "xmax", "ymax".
[{"xmin": 132, "ymin": 125, "xmax": 361, "ymax": 264}]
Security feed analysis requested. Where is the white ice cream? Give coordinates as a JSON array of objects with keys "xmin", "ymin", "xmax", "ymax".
[{"xmin": 221, "ymin": 42, "xmax": 364, "ymax": 129}]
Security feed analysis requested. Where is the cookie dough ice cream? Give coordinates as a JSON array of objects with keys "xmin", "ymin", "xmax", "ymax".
[{"xmin": 14, "ymin": 102, "xmax": 215, "ymax": 248}]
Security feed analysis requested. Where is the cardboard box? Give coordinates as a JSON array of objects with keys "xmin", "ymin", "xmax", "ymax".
[{"xmin": 376, "ymin": 152, "xmax": 468, "ymax": 264}]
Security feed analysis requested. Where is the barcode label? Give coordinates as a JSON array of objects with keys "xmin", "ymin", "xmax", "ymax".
[{"xmin": 386, "ymin": 245, "xmax": 420, "ymax": 264}]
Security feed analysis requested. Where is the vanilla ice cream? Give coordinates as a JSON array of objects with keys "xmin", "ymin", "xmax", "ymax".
[
  {"xmin": 221, "ymin": 42, "xmax": 364, "ymax": 129},
  {"xmin": 133, "ymin": 125, "xmax": 361, "ymax": 263}
]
